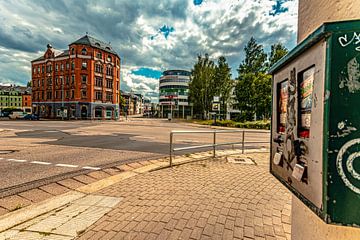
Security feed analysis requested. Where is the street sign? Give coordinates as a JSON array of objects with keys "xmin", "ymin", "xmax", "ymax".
[
  {"xmin": 213, "ymin": 96, "xmax": 220, "ymax": 102},
  {"xmin": 212, "ymin": 103, "xmax": 220, "ymax": 111}
]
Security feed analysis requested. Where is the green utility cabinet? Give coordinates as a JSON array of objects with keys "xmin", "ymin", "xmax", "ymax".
[{"xmin": 269, "ymin": 20, "xmax": 360, "ymax": 226}]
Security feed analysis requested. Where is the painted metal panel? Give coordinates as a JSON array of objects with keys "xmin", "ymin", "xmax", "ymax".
[{"xmin": 326, "ymin": 30, "xmax": 360, "ymax": 226}]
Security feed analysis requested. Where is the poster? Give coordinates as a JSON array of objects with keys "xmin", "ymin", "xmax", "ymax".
[{"xmin": 278, "ymin": 81, "xmax": 288, "ymax": 133}]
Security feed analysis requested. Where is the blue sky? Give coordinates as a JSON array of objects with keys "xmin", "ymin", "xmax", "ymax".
[{"xmin": 0, "ymin": 0, "xmax": 298, "ymax": 102}]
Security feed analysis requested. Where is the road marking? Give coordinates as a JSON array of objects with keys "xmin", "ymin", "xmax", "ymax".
[
  {"xmin": 30, "ymin": 161, "xmax": 51, "ymax": 165},
  {"xmin": 8, "ymin": 159, "xmax": 27, "ymax": 163},
  {"xmin": 0, "ymin": 158, "xmax": 4, "ymax": 160},
  {"xmin": 44, "ymin": 130, "xmax": 58, "ymax": 133},
  {"xmin": 82, "ymin": 166, "xmax": 101, "ymax": 170},
  {"xmin": 55, "ymin": 163, "xmax": 78, "ymax": 168}
]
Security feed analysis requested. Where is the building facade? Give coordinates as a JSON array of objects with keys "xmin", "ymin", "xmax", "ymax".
[
  {"xmin": 31, "ymin": 35, "xmax": 120, "ymax": 120},
  {"xmin": 0, "ymin": 86, "xmax": 32, "ymax": 113},
  {"xmin": 159, "ymin": 70, "xmax": 192, "ymax": 119}
]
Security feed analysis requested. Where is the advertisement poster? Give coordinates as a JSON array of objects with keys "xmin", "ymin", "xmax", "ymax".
[
  {"xmin": 300, "ymin": 67, "xmax": 315, "ymax": 110},
  {"xmin": 278, "ymin": 81, "xmax": 288, "ymax": 133}
]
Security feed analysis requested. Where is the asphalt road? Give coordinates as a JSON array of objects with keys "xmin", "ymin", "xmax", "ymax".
[{"xmin": 0, "ymin": 118, "xmax": 270, "ymax": 191}]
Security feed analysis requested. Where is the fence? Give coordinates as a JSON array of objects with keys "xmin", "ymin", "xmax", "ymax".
[{"xmin": 169, "ymin": 129, "xmax": 270, "ymax": 166}]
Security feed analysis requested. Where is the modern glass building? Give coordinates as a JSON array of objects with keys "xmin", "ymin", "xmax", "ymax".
[{"xmin": 159, "ymin": 70, "xmax": 192, "ymax": 118}]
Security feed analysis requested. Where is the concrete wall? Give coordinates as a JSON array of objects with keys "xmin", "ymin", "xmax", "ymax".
[
  {"xmin": 298, "ymin": 0, "xmax": 360, "ymax": 43},
  {"xmin": 292, "ymin": 197, "xmax": 360, "ymax": 240}
]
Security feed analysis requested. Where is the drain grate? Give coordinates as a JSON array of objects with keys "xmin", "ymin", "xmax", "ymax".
[{"xmin": 227, "ymin": 156, "xmax": 256, "ymax": 165}]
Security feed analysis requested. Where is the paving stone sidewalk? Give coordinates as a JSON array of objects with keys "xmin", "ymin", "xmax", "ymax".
[{"xmin": 76, "ymin": 152, "xmax": 292, "ymax": 240}]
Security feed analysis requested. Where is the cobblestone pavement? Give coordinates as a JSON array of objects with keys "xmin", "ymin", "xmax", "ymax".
[{"xmin": 77, "ymin": 153, "xmax": 292, "ymax": 240}]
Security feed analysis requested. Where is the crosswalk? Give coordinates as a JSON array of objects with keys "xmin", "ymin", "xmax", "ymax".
[{"xmin": 0, "ymin": 157, "xmax": 101, "ymax": 170}]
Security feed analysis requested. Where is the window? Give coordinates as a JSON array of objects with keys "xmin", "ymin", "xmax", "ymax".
[
  {"xmin": 277, "ymin": 80, "xmax": 288, "ymax": 133},
  {"xmin": 81, "ymin": 75, "xmax": 87, "ymax": 84},
  {"xmin": 66, "ymin": 76, "xmax": 69, "ymax": 84},
  {"xmin": 107, "ymin": 55, "xmax": 112, "ymax": 62},
  {"xmin": 66, "ymin": 63, "xmax": 69, "ymax": 70},
  {"xmin": 95, "ymin": 91, "xmax": 102, "ymax": 100},
  {"xmin": 33, "ymin": 68, "xmax": 36, "ymax": 74},
  {"xmin": 38, "ymin": 79, "xmax": 40, "ymax": 87},
  {"xmin": 298, "ymin": 66, "xmax": 315, "ymax": 139},
  {"xmin": 106, "ymin": 67, "xmax": 113, "ymax": 76},
  {"xmin": 55, "ymin": 77, "xmax": 58, "ymax": 85},
  {"xmin": 48, "ymin": 78, "xmax": 52, "ymax": 85},
  {"xmin": 106, "ymin": 80, "xmax": 113, "ymax": 88},
  {"xmin": 81, "ymin": 90, "xmax": 87, "ymax": 98},
  {"xmin": 71, "ymin": 90, "xmax": 74, "ymax": 98},
  {"xmin": 42, "ymin": 66, "xmax": 45, "ymax": 73},
  {"xmin": 71, "ymin": 48, "xmax": 75, "ymax": 55},
  {"xmin": 47, "ymin": 91, "xmax": 52, "ymax": 99},
  {"xmin": 38, "ymin": 66, "xmax": 40, "ymax": 73},
  {"xmin": 60, "ymin": 76, "xmax": 63, "ymax": 85},
  {"xmin": 71, "ymin": 75, "xmax": 75, "ymax": 84},
  {"xmin": 96, "ymin": 52, "xmax": 102, "ymax": 59},
  {"xmin": 95, "ymin": 77, "xmax": 102, "ymax": 87},
  {"xmin": 106, "ymin": 93, "xmax": 113, "ymax": 101},
  {"xmin": 41, "ymin": 79, "xmax": 44, "ymax": 86},
  {"xmin": 66, "ymin": 91, "xmax": 69, "ymax": 98},
  {"xmin": 95, "ymin": 64, "xmax": 103, "ymax": 73},
  {"xmin": 71, "ymin": 61, "xmax": 75, "ymax": 70},
  {"xmin": 82, "ymin": 61, "xmax": 87, "ymax": 69},
  {"xmin": 61, "ymin": 64, "xmax": 64, "ymax": 71},
  {"xmin": 55, "ymin": 64, "xmax": 58, "ymax": 72},
  {"xmin": 81, "ymin": 48, "xmax": 87, "ymax": 55}
]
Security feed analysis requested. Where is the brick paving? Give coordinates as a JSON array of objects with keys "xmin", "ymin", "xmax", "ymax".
[{"xmin": 76, "ymin": 153, "xmax": 292, "ymax": 240}]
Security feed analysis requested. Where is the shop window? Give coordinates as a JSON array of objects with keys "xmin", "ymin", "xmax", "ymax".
[{"xmin": 298, "ymin": 66, "xmax": 315, "ymax": 139}]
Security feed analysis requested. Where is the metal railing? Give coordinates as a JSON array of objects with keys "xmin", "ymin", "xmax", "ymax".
[{"xmin": 169, "ymin": 129, "xmax": 269, "ymax": 166}]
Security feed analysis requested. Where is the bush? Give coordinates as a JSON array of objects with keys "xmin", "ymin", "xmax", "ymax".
[{"xmin": 192, "ymin": 119, "xmax": 270, "ymax": 130}]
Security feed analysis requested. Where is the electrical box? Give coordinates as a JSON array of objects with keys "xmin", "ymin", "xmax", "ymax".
[{"xmin": 269, "ymin": 20, "xmax": 360, "ymax": 226}]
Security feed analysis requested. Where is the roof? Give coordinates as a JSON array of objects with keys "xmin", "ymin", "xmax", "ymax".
[
  {"xmin": 0, "ymin": 85, "xmax": 31, "ymax": 94},
  {"xmin": 31, "ymin": 49, "xmax": 69, "ymax": 62},
  {"xmin": 269, "ymin": 19, "xmax": 360, "ymax": 74},
  {"xmin": 70, "ymin": 35, "xmax": 119, "ymax": 57}
]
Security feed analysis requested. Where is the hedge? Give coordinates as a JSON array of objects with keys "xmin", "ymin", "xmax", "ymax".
[{"xmin": 193, "ymin": 120, "xmax": 270, "ymax": 130}]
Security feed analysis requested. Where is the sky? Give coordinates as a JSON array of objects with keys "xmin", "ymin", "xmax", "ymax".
[{"xmin": 0, "ymin": 0, "xmax": 298, "ymax": 102}]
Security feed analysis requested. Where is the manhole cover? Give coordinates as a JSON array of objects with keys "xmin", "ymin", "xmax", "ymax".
[
  {"xmin": 0, "ymin": 150, "xmax": 16, "ymax": 154},
  {"xmin": 227, "ymin": 156, "xmax": 255, "ymax": 165}
]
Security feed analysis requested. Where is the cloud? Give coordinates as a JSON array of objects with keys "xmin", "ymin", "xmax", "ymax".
[{"xmin": 0, "ymin": 0, "xmax": 298, "ymax": 102}]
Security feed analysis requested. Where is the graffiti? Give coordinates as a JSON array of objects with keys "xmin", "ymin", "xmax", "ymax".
[
  {"xmin": 336, "ymin": 138, "xmax": 360, "ymax": 194},
  {"xmin": 338, "ymin": 32, "xmax": 360, "ymax": 51},
  {"xmin": 331, "ymin": 120, "xmax": 358, "ymax": 138},
  {"xmin": 339, "ymin": 57, "xmax": 360, "ymax": 93},
  {"xmin": 284, "ymin": 68, "xmax": 297, "ymax": 170}
]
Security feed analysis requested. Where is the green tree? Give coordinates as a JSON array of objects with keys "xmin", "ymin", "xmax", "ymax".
[
  {"xmin": 235, "ymin": 37, "xmax": 267, "ymax": 121},
  {"xmin": 27, "ymin": 81, "xmax": 31, "ymax": 87},
  {"xmin": 268, "ymin": 43, "xmax": 288, "ymax": 68},
  {"xmin": 213, "ymin": 56, "xmax": 233, "ymax": 118},
  {"xmin": 189, "ymin": 54, "xmax": 215, "ymax": 119}
]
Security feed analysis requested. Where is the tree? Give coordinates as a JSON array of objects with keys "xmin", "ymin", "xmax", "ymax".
[
  {"xmin": 27, "ymin": 81, "xmax": 31, "ymax": 87},
  {"xmin": 235, "ymin": 37, "xmax": 268, "ymax": 121},
  {"xmin": 213, "ymin": 56, "xmax": 232, "ymax": 118},
  {"xmin": 238, "ymin": 37, "xmax": 267, "ymax": 75},
  {"xmin": 189, "ymin": 54, "xmax": 215, "ymax": 119},
  {"xmin": 268, "ymin": 43, "xmax": 288, "ymax": 68}
]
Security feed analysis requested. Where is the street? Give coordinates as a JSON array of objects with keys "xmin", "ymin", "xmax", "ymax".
[{"xmin": 0, "ymin": 118, "xmax": 269, "ymax": 194}]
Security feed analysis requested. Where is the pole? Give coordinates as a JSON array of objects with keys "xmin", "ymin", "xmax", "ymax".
[
  {"xmin": 242, "ymin": 130, "xmax": 245, "ymax": 154},
  {"xmin": 170, "ymin": 132, "xmax": 173, "ymax": 166},
  {"xmin": 213, "ymin": 130, "xmax": 216, "ymax": 158},
  {"xmin": 61, "ymin": 78, "xmax": 64, "ymax": 120}
]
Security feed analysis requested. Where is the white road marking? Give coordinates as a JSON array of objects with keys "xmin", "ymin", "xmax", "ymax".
[
  {"xmin": 0, "ymin": 158, "xmax": 4, "ymax": 160},
  {"xmin": 55, "ymin": 163, "xmax": 78, "ymax": 168},
  {"xmin": 8, "ymin": 159, "xmax": 27, "ymax": 163},
  {"xmin": 45, "ymin": 130, "xmax": 58, "ymax": 133},
  {"xmin": 82, "ymin": 166, "xmax": 101, "ymax": 170},
  {"xmin": 31, "ymin": 161, "xmax": 52, "ymax": 165}
]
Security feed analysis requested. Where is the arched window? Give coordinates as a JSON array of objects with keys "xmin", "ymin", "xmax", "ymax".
[
  {"xmin": 107, "ymin": 55, "xmax": 112, "ymax": 62},
  {"xmin": 71, "ymin": 48, "xmax": 75, "ymax": 55},
  {"xmin": 81, "ymin": 48, "xmax": 87, "ymax": 55}
]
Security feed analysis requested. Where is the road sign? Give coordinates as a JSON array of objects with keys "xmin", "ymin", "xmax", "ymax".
[{"xmin": 212, "ymin": 103, "xmax": 220, "ymax": 111}]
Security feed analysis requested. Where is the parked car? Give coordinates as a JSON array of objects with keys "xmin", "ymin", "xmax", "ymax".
[
  {"xmin": 9, "ymin": 111, "xmax": 25, "ymax": 119},
  {"xmin": 23, "ymin": 114, "xmax": 39, "ymax": 120}
]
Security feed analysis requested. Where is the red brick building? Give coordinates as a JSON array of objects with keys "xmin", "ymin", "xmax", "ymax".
[
  {"xmin": 31, "ymin": 35, "xmax": 120, "ymax": 119},
  {"xmin": 21, "ymin": 87, "xmax": 32, "ymax": 113}
]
